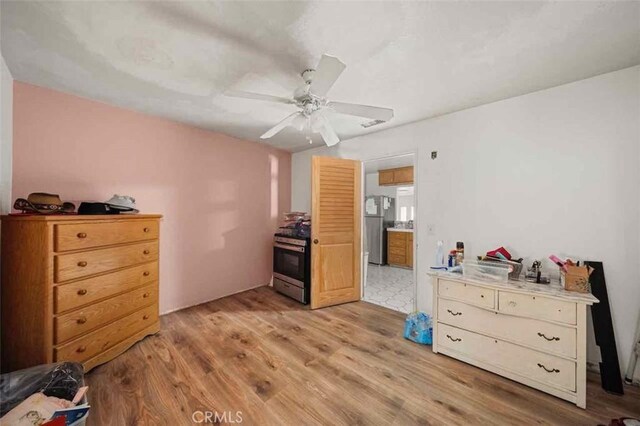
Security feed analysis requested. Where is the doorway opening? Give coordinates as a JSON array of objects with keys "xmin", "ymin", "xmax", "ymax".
[{"xmin": 362, "ymin": 153, "xmax": 417, "ymax": 314}]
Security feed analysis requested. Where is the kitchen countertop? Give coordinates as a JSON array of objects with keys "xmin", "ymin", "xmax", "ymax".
[
  {"xmin": 428, "ymin": 270, "xmax": 599, "ymax": 304},
  {"xmin": 387, "ymin": 228, "xmax": 414, "ymax": 233}
]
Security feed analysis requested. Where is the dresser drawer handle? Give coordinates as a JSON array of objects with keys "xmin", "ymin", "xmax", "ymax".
[
  {"xmin": 446, "ymin": 334, "xmax": 462, "ymax": 342},
  {"xmin": 143, "ymin": 293, "xmax": 150, "ymax": 298},
  {"xmin": 537, "ymin": 332, "xmax": 560, "ymax": 341},
  {"xmin": 143, "ymin": 227, "xmax": 150, "ymax": 233},
  {"xmin": 447, "ymin": 309, "xmax": 462, "ymax": 316},
  {"xmin": 76, "ymin": 317, "xmax": 87, "ymax": 325},
  {"xmin": 77, "ymin": 261, "xmax": 88, "ymax": 267},
  {"xmin": 77, "ymin": 289, "xmax": 88, "ymax": 296},
  {"xmin": 143, "ymin": 271, "xmax": 150, "ymax": 276},
  {"xmin": 143, "ymin": 249, "xmax": 150, "ymax": 255},
  {"xmin": 537, "ymin": 363, "xmax": 560, "ymax": 373},
  {"xmin": 508, "ymin": 301, "xmax": 517, "ymax": 307},
  {"xmin": 76, "ymin": 346, "xmax": 87, "ymax": 353},
  {"xmin": 77, "ymin": 232, "xmax": 87, "ymax": 239},
  {"xmin": 143, "ymin": 314, "xmax": 150, "ymax": 320}
]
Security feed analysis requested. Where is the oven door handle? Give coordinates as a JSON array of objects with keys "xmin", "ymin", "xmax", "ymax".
[{"xmin": 274, "ymin": 243, "xmax": 305, "ymax": 253}]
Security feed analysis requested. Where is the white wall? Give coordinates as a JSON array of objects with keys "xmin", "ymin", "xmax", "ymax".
[
  {"xmin": 292, "ymin": 66, "xmax": 640, "ymax": 373},
  {"xmin": 0, "ymin": 55, "xmax": 12, "ymax": 214}
]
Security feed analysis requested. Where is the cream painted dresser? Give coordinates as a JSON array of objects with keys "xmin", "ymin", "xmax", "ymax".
[
  {"xmin": 1, "ymin": 214, "xmax": 161, "ymax": 373},
  {"xmin": 431, "ymin": 272, "xmax": 598, "ymax": 408}
]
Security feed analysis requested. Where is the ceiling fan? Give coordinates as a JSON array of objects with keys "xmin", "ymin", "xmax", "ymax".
[{"xmin": 225, "ymin": 54, "xmax": 394, "ymax": 147}]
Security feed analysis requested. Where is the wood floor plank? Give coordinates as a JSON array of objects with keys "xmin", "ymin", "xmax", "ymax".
[{"xmin": 86, "ymin": 286, "xmax": 640, "ymax": 425}]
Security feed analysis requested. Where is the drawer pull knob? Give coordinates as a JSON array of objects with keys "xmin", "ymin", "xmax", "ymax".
[
  {"xmin": 446, "ymin": 334, "xmax": 462, "ymax": 342},
  {"xmin": 143, "ymin": 314, "xmax": 150, "ymax": 320},
  {"xmin": 77, "ymin": 261, "xmax": 88, "ymax": 267},
  {"xmin": 143, "ymin": 271, "xmax": 150, "ymax": 276},
  {"xmin": 77, "ymin": 317, "xmax": 87, "ymax": 325},
  {"xmin": 143, "ymin": 249, "xmax": 150, "ymax": 255},
  {"xmin": 77, "ymin": 232, "xmax": 87, "ymax": 239},
  {"xmin": 76, "ymin": 346, "xmax": 86, "ymax": 353},
  {"xmin": 537, "ymin": 363, "xmax": 560, "ymax": 373},
  {"xmin": 143, "ymin": 227, "xmax": 150, "ymax": 233},
  {"xmin": 537, "ymin": 332, "xmax": 560, "ymax": 341},
  {"xmin": 143, "ymin": 293, "xmax": 150, "ymax": 298},
  {"xmin": 77, "ymin": 289, "xmax": 88, "ymax": 295},
  {"xmin": 446, "ymin": 309, "xmax": 462, "ymax": 316}
]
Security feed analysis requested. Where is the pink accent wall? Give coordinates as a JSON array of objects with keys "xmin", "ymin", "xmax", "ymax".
[{"xmin": 12, "ymin": 81, "xmax": 291, "ymax": 314}]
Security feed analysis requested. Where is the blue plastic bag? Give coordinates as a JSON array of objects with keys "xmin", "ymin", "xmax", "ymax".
[{"xmin": 404, "ymin": 312, "xmax": 432, "ymax": 345}]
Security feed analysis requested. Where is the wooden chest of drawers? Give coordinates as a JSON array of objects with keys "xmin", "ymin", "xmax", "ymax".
[
  {"xmin": 431, "ymin": 274, "xmax": 598, "ymax": 408},
  {"xmin": 1, "ymin": 214, "xmax": 162, "ymax": 372}
]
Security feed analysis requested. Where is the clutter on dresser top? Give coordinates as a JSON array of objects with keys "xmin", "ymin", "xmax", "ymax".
[
  {"xmin": 12, "ymin": 193, "xmax": 140, "ymax": 216},
  {"xmin": 430, "ymin": 243, "xmax": 597, "ymax": 295}
]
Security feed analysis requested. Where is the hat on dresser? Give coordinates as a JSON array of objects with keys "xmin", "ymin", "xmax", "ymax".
[
  {"xmin": 13, "ymin": 193, "xmax": 76, "ymax": 215},
  {"xmin": 78, "ymin": 202, "xmax": 120, "ymax": 215},
  {"xmin": 104, "ymin": 194, "xmax": 138, "ymax": 214}
]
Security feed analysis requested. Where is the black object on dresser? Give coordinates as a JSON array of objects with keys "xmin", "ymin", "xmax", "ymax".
[{"xmin": 273, "ymin": 234, "xmax": 310, "ymax": 304}]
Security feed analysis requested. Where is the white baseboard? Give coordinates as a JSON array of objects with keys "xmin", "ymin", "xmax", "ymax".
[
  {"xmin": 159, "ymin": 283, "xmax": 269, "ymax": 315},
  {"xmin": 587, "ymin": 361, "xmax": 640, "ymax": 387}
]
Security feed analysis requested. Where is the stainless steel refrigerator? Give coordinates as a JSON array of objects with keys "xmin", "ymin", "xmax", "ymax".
[{"xmin": 365, "ymin": 195, "xmax": 396, "ymax": 265}]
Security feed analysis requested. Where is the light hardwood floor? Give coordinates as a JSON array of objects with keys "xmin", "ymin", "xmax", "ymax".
[{"xmin": 86, "ymin": 286, "xmax": 640, "ymax": 425}]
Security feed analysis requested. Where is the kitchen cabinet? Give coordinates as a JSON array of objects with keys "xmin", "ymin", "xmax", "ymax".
[
  {"xmin": 378, "ymin": 166, "xmax": 413, "ymax": 186},
  {"xmin": 387, "ymin": 230, "xmax": 413, "ymax": 269}
]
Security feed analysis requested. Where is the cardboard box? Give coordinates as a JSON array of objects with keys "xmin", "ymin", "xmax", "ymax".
[{"xmin": 562, "ymin": 265, "xmax": 593, "ymax": 293}]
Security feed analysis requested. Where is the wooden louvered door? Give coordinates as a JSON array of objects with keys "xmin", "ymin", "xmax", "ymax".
[{"xmin": 310, "ymin": 156, "xmax": 362, "ymax": 309}]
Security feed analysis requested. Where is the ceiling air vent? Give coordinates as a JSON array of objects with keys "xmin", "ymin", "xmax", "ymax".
[{"xmin": 361, "ymin": 119, "xmax": 385, "ymax": 129}]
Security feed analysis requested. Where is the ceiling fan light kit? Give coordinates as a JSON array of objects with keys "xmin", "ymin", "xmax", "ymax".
[{"xmin": 225, "ymin": 54, "xmax": 394, "ymax": 147}]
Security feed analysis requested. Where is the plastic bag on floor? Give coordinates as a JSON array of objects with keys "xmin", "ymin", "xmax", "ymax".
[
  {"xmin": 404, "ymin": 312, "xmax": 433, "ymax": 345},
  {"xmin": 0, "ymin": 362, "xmax": 84, "ymax": 416}
]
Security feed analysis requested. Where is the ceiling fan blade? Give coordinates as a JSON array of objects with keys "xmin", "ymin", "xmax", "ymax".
[
  {"xmin": 327, "ymin": 101, "xmax": 394, "ymax": 122},
  {"xmin": 260, "ymin": 113, "xmax": 300, "ymax": 139},
  {"xmin": 318, "ymin": 121, "xmax": 340, "ymax": 147},
  {"xmin": 309, "ymin": 54, "xmax": 346, "ymax": 97},
  {"xmin": 225, "ymin": 90, "xmax": 294, "ymax": 105}
]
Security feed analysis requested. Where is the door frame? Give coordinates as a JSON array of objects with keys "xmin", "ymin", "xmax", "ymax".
[{"xmin": 360, "ymin": 151, "xmax": 419, "ymax": 313}]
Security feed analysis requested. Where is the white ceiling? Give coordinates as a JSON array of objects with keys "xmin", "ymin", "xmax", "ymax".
[{"xmin": 2, "ymin": 1, "xmax": 639, "ymax": 152}]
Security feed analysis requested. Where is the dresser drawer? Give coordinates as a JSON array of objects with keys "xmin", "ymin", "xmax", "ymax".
[
  {"xmin": 54, "ymin": 261, "xmax": 158, "ymax": 313},
  {"xmin": 438, "ymin": 324, "xmax": 576, "ymax": 392},
  {"xmin": 55, "ymin": 220, "xmax": 159, "ymax": 252},
  {"xmin": 438, "ymin": 298, "xmax": 577, "ymax": 358},
  {"xmin": 438, "ymin": 279, "xmax": 494, "ymax": 309},
  {"xmin": 55, "ymin": 304, "xmax": 158, "ymax": 363},
  {"xmin": 55, "ymin": 241, "xmax": 159, "ymax": 283},
  {"xmin": 498, "ymin": 291, "xmax": 576, "ymax": 325},
  {"xmin": 389, "ymin": 246, "xmax": 406, "ymax": 256},
  {"xmin": 388, "ymin": 254, "xmax": 406, "ymax": 265},
  {"xmin": 55, "ymin": 283, "xmax": 158, "ymax": 344}
]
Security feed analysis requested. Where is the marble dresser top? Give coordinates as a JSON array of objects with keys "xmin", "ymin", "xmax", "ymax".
[
  {"xmin": 428, "ymin": 270, "xmax": 599, "ymax": 304},
  {"xmin": 387, "ymin": 228, "xmax": 414, "ymax": 233}
]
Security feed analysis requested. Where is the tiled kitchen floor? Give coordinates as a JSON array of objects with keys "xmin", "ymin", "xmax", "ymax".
[{"xmin": 363, "ymin": 264, "xmax": 414, "ymax": 314}]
